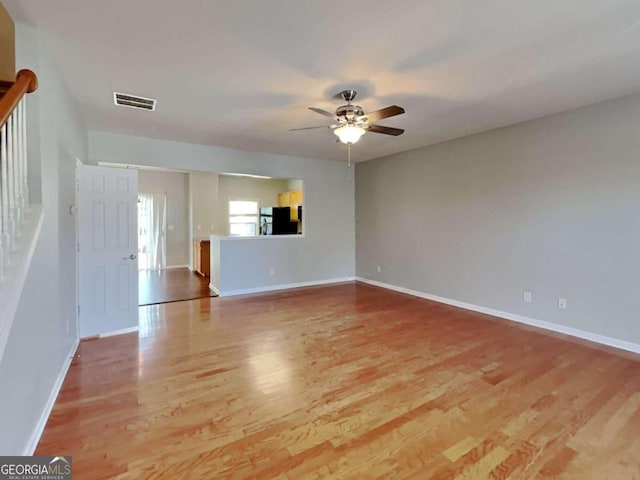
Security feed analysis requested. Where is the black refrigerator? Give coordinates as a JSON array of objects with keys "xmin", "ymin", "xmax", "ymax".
[{"xmin": 272, "ymin": 207, "xmax": 298, "ymax": 235}]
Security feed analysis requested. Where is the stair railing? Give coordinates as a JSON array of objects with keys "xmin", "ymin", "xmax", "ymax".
[{"xmin": 0, "ymin": 69, "xmax": 37, "ymax": 280}]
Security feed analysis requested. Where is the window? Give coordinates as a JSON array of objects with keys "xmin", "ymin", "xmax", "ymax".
[
  {"xmin": 137, "ymin": 193, "xmax": 167, "ymax": 270},
  {"xmin": 229, "ymin": 200, "xmax": 258, "ymax": 236}
]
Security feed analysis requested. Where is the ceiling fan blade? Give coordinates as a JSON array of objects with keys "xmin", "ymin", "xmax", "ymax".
[
  {"xmin": 309, "ymin": 107, "xmax": 337, "ymax": 119},
  {"xmin": 289, "ymin": 125, "xmax": 334, "ymax": 131},
  {"xmin": 367, "ymin": 124, "xmax": 405, "ymax": 136},
  {"xmin": 359, "ymin": 105, "xmax": 405, "ymax": 123}
]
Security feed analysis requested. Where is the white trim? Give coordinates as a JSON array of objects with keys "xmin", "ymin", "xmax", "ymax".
[
  {"xmin": 75, "ymin": 168, "xmax": 81, "ymax": 341},
  {"xmin": 99, "ymin": 162, "xmax": 188, "ymax": 174},
  {"xmin": 356, "ymin": 277, "xmax": 640, "ymax": 355},
  {"xmin": 0, "ymin": 205, "xmax": 45, "ymax": 363},
  {"xmin": 97, "ymin": 326, "xmax": 139, "ymax": 338},
  {"xmin": 209, "ymin": 283, "xmax": 220, "ymax": 296},
  {"xmin": 218, "ymin": 277, "xmax": 355, "ymax": 297},
  {"xmin": 221, "ymin": 172, "xmax": 272, "ymax": 180},
  {"xmin": 23, "ymin": 337, "xmax": 79, "ymax": 455}
]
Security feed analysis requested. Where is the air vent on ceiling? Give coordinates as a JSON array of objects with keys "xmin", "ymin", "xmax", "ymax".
[{"xmin": 113, "ymin": 92, "xmax": 157, "ymax": 111}]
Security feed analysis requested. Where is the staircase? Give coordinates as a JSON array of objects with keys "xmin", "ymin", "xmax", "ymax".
[{"xmin": 0, "ymin": 0, "xmax": 42, "ymax": 361}]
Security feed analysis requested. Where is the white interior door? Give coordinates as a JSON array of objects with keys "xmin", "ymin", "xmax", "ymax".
[{"xmin": 78, "ymin": 165, "xmax": 138, "ymax": 337}]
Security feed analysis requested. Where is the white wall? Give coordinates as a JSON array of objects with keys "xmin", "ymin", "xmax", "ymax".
[
  {"xmin": 0, "ymin": 22, "xmax": 87, "ymax": 454},
  {"xmin": 138, "ymin": 170, "xmax": 189, "ymax": 266},
  {"xmin": 356, "ymin": 92, "xmax": 640, "ymax": 347},
  {"xmin": 287, "ymin": 178, "xmax": 304, "ymax": 192},
  {"xmin": 89, "ymin": 131, "xmax": 356, "ymax": 289}
]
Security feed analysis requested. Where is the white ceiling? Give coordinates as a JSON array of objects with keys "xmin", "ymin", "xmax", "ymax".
[{"xmin": 6, "ymin": 0, "xmax": 640, "ymax": 162}]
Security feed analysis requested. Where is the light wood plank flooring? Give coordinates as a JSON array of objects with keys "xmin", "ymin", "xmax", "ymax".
[{"xmin": 37, "ymin": 282, "xmax": 640, "ymax": 479}]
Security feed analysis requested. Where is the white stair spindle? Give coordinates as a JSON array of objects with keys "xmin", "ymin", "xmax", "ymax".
[
  {"xmin": 12, "ymin": 109, "xmax": 21, "ymax": 237},
  {"xmin": 0, "ymin": 124, "xmax": 4, "ymax": 278},
  {"xmin": 20, "ymin": 99, "xmax": 28, "ymax": 214},
  {"xmin": 6, "ymin": 112, "xmax": 15, "ymax": 252},
  {"xmin": 14, "ymin": 102, "xmax": 22, "ymax": 231},
  {"xmin": 11, "ymin": 109, "xmax": 18, "ymax": 236},
  {"xmin": 1, "ymin": 121, "xmax": 8, "ymax": 274}
]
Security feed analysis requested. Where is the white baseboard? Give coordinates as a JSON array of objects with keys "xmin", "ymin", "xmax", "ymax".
[
  {"xmin": 23, "ymin": 336, "xmax": 79, "ymax": 455},
  {"xmin": 98, "ymin": 326, "xmax": 139, "ymax": 338},
  {"xmin": 139, "ymin": 265, "xmax": 190, "ymax": 271},
  {"xmin": 209, "ymin": 283, "xmax": 220, "ymax": 296},
  {"xmin": 218, "ymin": 277, "xmax": 356, "ymax": 297},
  {"xmin": 356, "ymin": 277, "xmax": 640, "ymax": 355}
]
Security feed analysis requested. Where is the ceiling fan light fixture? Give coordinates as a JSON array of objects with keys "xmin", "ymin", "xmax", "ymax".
[{"xmin": 334, "ymin": 125, "xmax": 366, "ymax": 144}]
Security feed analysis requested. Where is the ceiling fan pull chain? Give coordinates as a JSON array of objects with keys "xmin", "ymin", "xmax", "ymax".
[{"xmin": 348, "ymin": 145, "xmax": 351, "ymax": 168}]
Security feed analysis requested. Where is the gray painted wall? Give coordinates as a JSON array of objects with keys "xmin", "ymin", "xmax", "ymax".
[
  {"xmin": 356, "ymin": 93, "xmax": 640, "ymax": 345},
  {"xmin": 138, "ymin": 170, "xmax": 189, "ymax": 266},
  {"xmin": 190, "ymin": 171, "xmax": 219, "ymax": 238},
  {"xmin": 0, "ymin": 22, "xmax": 87, "ymax": 454},
  {"xmin": 89, "ymin": 131, "xmax": 356, "ymax": 289}
]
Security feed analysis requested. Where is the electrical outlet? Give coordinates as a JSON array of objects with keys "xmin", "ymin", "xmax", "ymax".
[
  {"xmin": 377, "ymin": 265, "xmax": 382, "ymax": 273},
  {"xmin": 558, "ymin": 298, "xmax": 567, "ymax": 309},
  {"xmin": 523, "ymin": 291, "xmax": 532, "ymax": 303},
  {"xmin": 269, "ymin": 268, "xmax": 275, "ymax": 276},
  {"xmin": 196, "ymin": 224, "xmax": 201, "ymax": 231}
]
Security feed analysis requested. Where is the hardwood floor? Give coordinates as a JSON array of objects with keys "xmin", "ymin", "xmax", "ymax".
[
  {"xmin": 138, "ymin": 267, "xmax": 215, "ymax": 306},
  {"xmin": 37, "ymin": 283, "xmax": 640, "ymax": 479}
]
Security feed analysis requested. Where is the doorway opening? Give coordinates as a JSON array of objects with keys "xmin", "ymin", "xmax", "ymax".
[
  {"xmin": 136, "ymin": 191, "xmax": 215, "ymax": 306},
  {"xmin": 137, "ymin": 193, "xmax": 167, "ymax": 271}
]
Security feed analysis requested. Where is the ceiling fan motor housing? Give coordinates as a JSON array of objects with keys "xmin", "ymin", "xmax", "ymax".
[{"xmin": 336, "ymin": 104, "xmax": 365, "ymax": 121}]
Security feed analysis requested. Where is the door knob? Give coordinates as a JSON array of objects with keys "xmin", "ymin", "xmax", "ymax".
[{"xmin": 122, "ymin": 254, "xmax": 137, "ymax": 260}]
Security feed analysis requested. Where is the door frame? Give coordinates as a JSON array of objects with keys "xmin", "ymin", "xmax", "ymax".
[{"xmin": 74, "ymin": 157, "xmax": 83, "ymax": 339}]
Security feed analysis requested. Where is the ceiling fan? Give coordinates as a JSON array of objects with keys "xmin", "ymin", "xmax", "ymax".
[{"xmin": 290, "ymin": 90, "xmax": 405, "ymax": 145}]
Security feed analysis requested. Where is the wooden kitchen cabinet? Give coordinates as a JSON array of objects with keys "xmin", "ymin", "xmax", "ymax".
[
  {"xmin": 289, "ymin": 189, "xmax": 302, "ymax": 221},
  {"xmin": 193, "ymin": 240, "xmax": 210, "ymax": 277},
  {"xmin": 277, "ymin": 192, "xmax": 290, "ymax": 207},
  {"xmin": 290, "ymin": 190, "xmax": 302, "ymax": 205}
]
